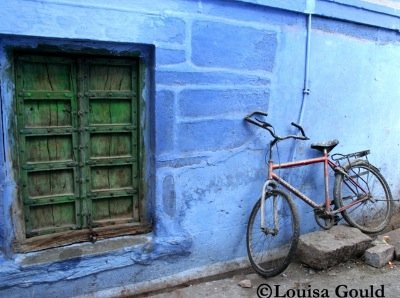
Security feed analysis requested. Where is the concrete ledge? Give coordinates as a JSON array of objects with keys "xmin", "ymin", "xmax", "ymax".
[{"xmin": 74, "ymin": 256, "xmax": 251, "ymax": 298}]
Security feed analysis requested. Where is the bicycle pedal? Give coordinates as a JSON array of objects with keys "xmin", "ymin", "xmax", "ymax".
[{"xmin": 333, "ymin": 215, "xmax": 340, "ymax": 224}]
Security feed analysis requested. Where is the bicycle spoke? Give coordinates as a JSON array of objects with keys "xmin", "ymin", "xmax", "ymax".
[
  {"xmin": 247, "ymin": 190, "xmax": 299, "ymax": 277},
  {"xmin": 334, "ymin": 161, "xmax": 392, "ymax": 233}
]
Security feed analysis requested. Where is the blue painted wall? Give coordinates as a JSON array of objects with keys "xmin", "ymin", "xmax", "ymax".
[{"xmin": 1, "ymin": 0, "xmax": 400, "ymax": 296}]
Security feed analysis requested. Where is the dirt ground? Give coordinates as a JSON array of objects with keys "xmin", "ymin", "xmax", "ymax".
[
  {"xmin": 141, "ymin": 258, "xmax": 400, "ymax": 298},
  {"xmin": 136, "ymin": 217, "xmax": 400, "ymax": 298}
]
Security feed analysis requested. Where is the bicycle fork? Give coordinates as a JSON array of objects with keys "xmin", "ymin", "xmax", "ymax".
[{"xmin": 261, "ymin": 180, "xmax": 279, "ymax": 235}]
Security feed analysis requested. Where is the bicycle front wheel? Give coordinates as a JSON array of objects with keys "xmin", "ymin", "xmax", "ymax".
[
  {"xmin": 334, "ymin": 160, "xmax": 393, "ymax": 233},
  {"xmin": 246, "ymin": 189, "xmax": 299, "ymax": 277}
]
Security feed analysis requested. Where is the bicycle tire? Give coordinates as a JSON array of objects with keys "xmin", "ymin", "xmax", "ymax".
[
  {"xmin": 246, "ymin": 189, "xmax": 299, "ymax": 277},
  {"xmin": 333, "ymin": 159, "xmax": 393, "ymax": 233}
]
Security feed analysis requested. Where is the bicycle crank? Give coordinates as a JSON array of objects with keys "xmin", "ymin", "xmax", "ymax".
[{"xmin": 314, "ymin": 209, "xmax": 336, "ymax": 230}]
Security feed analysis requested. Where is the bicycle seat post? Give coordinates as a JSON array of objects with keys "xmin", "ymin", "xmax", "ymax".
[{"xmin": 323, "ymin": 148, "xmax": 331, "ymax": 211}]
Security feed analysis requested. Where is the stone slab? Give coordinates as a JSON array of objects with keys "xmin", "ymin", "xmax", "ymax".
[
  {"xmin": 297, "ymin": 225, "xmax": 372, "ymax": 270},
  {"xmin": 364, "ymin": 244, "xmax": 394, "ymax": 268}
]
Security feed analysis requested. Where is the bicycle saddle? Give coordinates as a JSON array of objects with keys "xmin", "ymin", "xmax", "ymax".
[{"xmin": 311, "ymin": 139, "xmax": 339, "ymax": 153}]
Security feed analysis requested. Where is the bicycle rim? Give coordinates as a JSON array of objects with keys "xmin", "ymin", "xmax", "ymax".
[
  {"xmin": 335, "ymin": 161, "xmax": 392, "ymax": 233},
  {"xmin": 246, "ymin": 190, "xmax": 299, "ymax": 277}
]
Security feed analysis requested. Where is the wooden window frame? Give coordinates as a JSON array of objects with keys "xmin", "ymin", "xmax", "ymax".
[{"xmin": 12, "ymin": 50, "xmax": 151, "ymax": 253}]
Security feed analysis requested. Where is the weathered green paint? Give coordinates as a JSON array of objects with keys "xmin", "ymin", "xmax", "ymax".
[{"xmin": 15, "ymin": 53, "xmax": 141, "ymax": 237}]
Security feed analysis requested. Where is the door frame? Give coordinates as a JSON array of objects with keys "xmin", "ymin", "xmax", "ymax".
[{"xmin": 5, "ymin": 42, "xmax": 154, "ymax": 253}]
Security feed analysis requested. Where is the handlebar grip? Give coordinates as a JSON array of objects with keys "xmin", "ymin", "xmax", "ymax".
[
  {"xmin": 255, "ymin": 117, "xmax": 272, "ymax": 128},
  {"xmin": 244, "ymin": 117, "xmax": 261, "ymax": 126},
  {"xmin": 291, "ymin": 122, "xmax": 309, "ymax": 140},
  {"xmin": 245, "ymin": 117, "xmax": 272, "ymax": 129},
  {"xmin": 245, "ymin": 111, "xmax": 272, "ymax": 128},
  {"xmin": 245, "ymin": 111, "xmax": 268, "ymax": 119}
]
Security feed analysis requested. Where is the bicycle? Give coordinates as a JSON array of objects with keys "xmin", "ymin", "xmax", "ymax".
[{"xmin": 244, "ymin": 111, "xmax": 393, "ymax": 278}]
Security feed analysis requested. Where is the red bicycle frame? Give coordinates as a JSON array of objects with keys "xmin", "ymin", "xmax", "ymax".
[{"xmin": 265, "ymin": 149, "xmax": 370, "ymax": 217}]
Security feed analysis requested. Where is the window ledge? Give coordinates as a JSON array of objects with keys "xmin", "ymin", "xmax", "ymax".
[
  {"xmin": 1, "ymin": 233, "xmax": 192, "ymax": 289},
  {"xmin": 14, "ymin": 234, "xmax": 151, "ymax": 267},
  {"xmin": 13, "ymin": 223, "xmax": 152, "ymax": 253}
]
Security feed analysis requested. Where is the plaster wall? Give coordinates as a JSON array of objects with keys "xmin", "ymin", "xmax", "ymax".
[{"xmin": 0, "ymin": 0, "xmax": 399, "ymax": 296}]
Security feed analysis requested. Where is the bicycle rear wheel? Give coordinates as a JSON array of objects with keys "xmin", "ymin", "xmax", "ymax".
[
  {"xmin": 334, "ymin": 160, "xmax": 392, "ymax": 233},
  {"xmin": 246, "ymin": 189, "xmax": 299, "ymax": 277}
]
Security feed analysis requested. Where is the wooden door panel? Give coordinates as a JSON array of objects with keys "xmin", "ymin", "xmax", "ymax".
[
  {"xmin": 110, "ymin": 197, "xmax": 135, "ymax": 218},
  {"xmin": 19, "ymin": 61, "xmax": 73, "ymax": 91},
  {"xmin": 92, "ymin": 196, "xmax": 135, "ymax": 222},
  {"xmin": 88, "ymin": 64, "xmax": 132, "ymax": 91},
  {"xmin": 89, "ymin": 99, "xmax": 132, "ymax": 125},
  {"xmin": 92, "ymin": 199, "xmax": 110, "ymax": 220},
  {"xmin": 90, "ymin": 133, "xmax": 132, "ymax": 158},
  {"xmin": 90, "ymin": 166, "xmax": 133, "ymax": 191},
  {"xmin": 24, "ymin": 101, "xmax": 72, "ymax": 127},
  {"xmin": 30, "ymin": 205, "xmax": 54, "ymax": 231},
  {"xmin": 28, "ymin": 169, "xmax": 75, "ymax": 198},
  {"xmin": 52, "ymin": 203, "xmax": 76, "ymax": 226},
  {"xmin": 30, "ymin": 202, "xmax": 76, "ymax": 232},
  {"xmin": 26, "ymin": 135, "xmax": 73, "ymax": 162}
]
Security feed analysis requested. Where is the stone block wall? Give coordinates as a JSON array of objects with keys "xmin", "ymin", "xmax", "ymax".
[{"xmin": 0, "ymin": 0, "xmax": 400, "ymax": 296}]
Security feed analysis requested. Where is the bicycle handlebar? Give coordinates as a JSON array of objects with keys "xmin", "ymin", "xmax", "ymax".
[
  {"xmin": 244, "ymin": 111, "xmax": 309, "ymax": 141},
  {"xmin": 244, "ymin": 111, "xmax": 272, "ymax": 129}
]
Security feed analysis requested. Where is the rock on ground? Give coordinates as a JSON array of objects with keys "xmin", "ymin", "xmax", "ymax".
[
  {"xmin": 364, "ymin": 244, "xmax": 394, "ymax": 268},
  {"xmin": 378, "ymin": 228, "xmax": 400, "ymax": 260},
  {"xmin": 237, "ymin": 279, "xmax": 252, "ymax": 288}
]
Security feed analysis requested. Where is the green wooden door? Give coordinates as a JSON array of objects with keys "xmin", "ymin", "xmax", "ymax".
[
  {"xmin": 15, "ymin": 54, "xmax": 141, "ymax": 238},
  {"xmin": 83, "ymin": 58, "xmax": 140, "ymax": 229}
]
